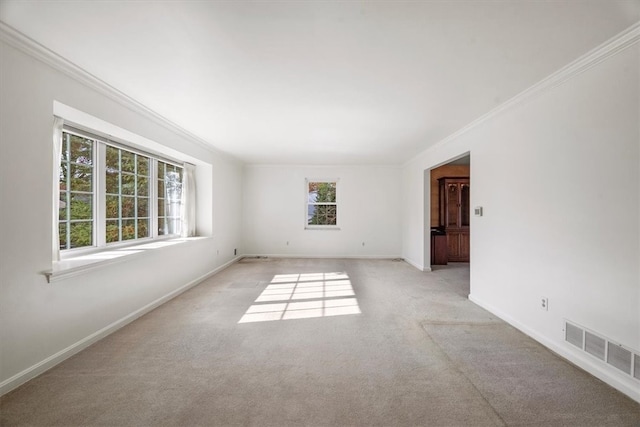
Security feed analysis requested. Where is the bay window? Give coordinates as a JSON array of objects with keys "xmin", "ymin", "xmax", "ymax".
[{"xmin": 58, "ymin": 127, "xmax": 186, "ymax": 254}]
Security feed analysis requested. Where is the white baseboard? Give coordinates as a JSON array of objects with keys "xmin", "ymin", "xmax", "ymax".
[
  {"xmin": 468, "ymin": 294, "xmax": 640, "ymax": 404},
  {"xmin": 242, "ymin": 254, "xmax": 402, "ymax": 260},
  {"xmin": 0, "ymin": 256, "xmax": 242, "ymax": 397},
  {"xmin": 402, "ymin": 256, "xmax": 427, "ymax": 271}
]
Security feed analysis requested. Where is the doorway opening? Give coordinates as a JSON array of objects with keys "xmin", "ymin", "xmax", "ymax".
[{"xmin": 428, "ymin": 154, "xmax": 471, "ymax": 270}]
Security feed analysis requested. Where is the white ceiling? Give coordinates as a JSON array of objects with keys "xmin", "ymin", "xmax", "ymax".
[{"xmin": 1, "ymin": 1, "xmax": 638, "ymax": 165}]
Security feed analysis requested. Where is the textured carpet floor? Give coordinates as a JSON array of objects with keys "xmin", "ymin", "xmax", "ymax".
[{"xmin": 1, "ymin": 258, "xmax": 639, "ymax": 426}]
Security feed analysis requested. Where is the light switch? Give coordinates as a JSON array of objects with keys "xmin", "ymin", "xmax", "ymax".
[{"xmin": 474, "ymin": 206, "xmax": 483, "ymax": 216}]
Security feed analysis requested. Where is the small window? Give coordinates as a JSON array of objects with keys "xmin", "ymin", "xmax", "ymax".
[{"xmin": 306, "ymin": 180, "xmax": 338, "ymax": 227}]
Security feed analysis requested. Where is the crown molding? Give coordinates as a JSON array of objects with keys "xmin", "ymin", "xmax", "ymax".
[
  {"xmin": 404, "ymin": 21, "xmax": 640, "ymax": 167},
  {"xmin": 244, "ymin": 163, "xmax": 401, "ymax": 169},
  {"xmin": 0, "ymin": 21, "xmax": 239, "ymax": 163}
]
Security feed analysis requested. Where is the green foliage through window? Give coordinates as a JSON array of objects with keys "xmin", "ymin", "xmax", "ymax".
[
  {"xmin": 105, "ymin": 145, "xmax": 150, "ymax": 243},
  {"xmin": 58, "ymin": 129, "xmax": 184, "ymax": 252},
  {"xmin": 59, "ymin": 133, "xmax": 94, "ymax": 249},
  {"xmin": 307, "ymin": 181, "xmax": 337, "ymax": 226}
]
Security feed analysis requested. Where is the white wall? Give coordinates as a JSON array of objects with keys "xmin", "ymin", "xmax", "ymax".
[
  {"xmin": 243, "ymin": 165, "xmax": 401, "ymax": 258},
  {"xmin": 0, "ymin": 35, "xmax": 243, "ymax": 393},
  {"xmin": 402, "ymin": 41, "xmax": 640, "ymax": 400}
]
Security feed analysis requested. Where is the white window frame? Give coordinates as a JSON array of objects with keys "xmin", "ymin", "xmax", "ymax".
[
  {"xmin": 305, "ymin": 178, "xmax": 340, "ymax": 230},
  {"xmin": 59, "ymin": 126, "xmax": 185, "ymax": 259}
]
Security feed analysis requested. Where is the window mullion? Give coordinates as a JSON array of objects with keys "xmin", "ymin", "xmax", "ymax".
[
  {"xmin": 64, "ymin": 133, "xmax": 71, "ymax": 249},
  {"xmin": 96, "ymin": 142, "xmax": 106, "ymax": 247},
  {"xmin": 151, "ymin": 159, "xmax": 159, "ymax": 238}
]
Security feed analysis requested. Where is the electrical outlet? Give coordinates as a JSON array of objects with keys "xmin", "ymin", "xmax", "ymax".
[
  {"xmin": 286, "ymin": 241, "xmax": 289, "ymax": 246},
  {"xmin": 541, "ymin": 297, "xmax": 548, "ymax": 311},
  {"xmin": 362, "ymin": 242, "xmax": 365, "ymax": 246}
]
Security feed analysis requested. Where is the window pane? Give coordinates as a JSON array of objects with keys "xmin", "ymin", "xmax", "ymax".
[
  {"xmin": 165, "ymin": 198, "xmax": 180, "ymax": 220},
  {"xmin": 308, "ymin": 204, "xmax": 337, "ymax": 226},
  {"xmin": 158, "ymin": 198, "xmax": 165, "ymax": 217},
  {"xmin": 165, "ymin": 171, "xmax": 182, "ymax": 198},
  {"xmin": 106, "ymin": 195, "xmax": 119, "ymax": 219},
  {"xmin": 121, "ymin": 173, "xmax": 135, "ymax": 195},
  {"xmin": 326, "ymin": 206, "xmax": 337, "ymax": 225},
  {"xmin": 106, "ymin": 170, "xmax": 119, "ymax": 194},
  {"xmin": 70, "ymin": 221, "xmax": 92, "ymax": 248},
  {"xmin": 167, "ymin": 218, "xmax": 180, "ymax": 236},
  {"xmin": 157, "ymin": 162, "xmax": 165, "ymax": 180},
  {"xmin": 137, "ymin": 197, "xmax": 149, "ymax": 217},
  {"xmin": 158, "ymin": 178, "xmax": 165, "ymax": 195},
  {"xmin": 137, "ymin": 219, "xmax": 149, "ymax": 238},
  {"xmin": 106, "ymin": 146, "xmax": 119, "ymax": 170},
  {"xmin": 70, "ymin": 135, "xmax": 92, "ymax": 165},
  {"xmin": 60, "ymin": 131, "xmax": 95, "ymax": 251},
  {"xmin": 121, "ymin": 151, "xmax": 135, "ymax": 173},
  {"xmin": 158, "ymin": 218, "xmax": 165, "ymax": 236},
  {"xmin": 137, "ymin": 156, "xmax": 149, "ymax": 176},
  {"xmin": 137, "ymin": 177, "xmax": 149, "ymax": 197},
  {"xmin": 122, "ymin": 219, "xmax": 136, "ymax": 240},
  {"xmin": 61, "ymin": 136, "xmax": 69, "ymax": 163},
  {"xmin": 121, "ymin": 196, "xmax": 135, "ymax": 218},
  {"xmin": 319, "ymin": 206, "xmax": 330, "ymax": 225},
  {"xmin": 106, "ymin": 220, "xmax": 119, "ymax": 243},
  {"xmin": 313, "ymin": 182, "xmax": 336, "ymax": 203},
  {"xmin": 59, "ymin": 164, "xmax": 68, "ymax": 191},
  {"xmin": 70, "ymin": 164, "xmax": 92, "ymax": 192},
  {"xmin": 58, "ymin": 222, "xmax": 67, "ymax": 250},
  {"xmin": 70, "ymin": 193, "xmax": 92, "ymax": 220},
  {"xmin": 59, "ymin": 193, "xmax": 68, "ymax": 221}
]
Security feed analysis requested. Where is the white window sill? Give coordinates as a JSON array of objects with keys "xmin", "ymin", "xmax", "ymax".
[
  {"xmin": 305, "ymin": 227, "xmax": 341, "ymax": 231},
  {"xmin": 43, "ymin": 237, "xmax": 210, "ymax": 283}
]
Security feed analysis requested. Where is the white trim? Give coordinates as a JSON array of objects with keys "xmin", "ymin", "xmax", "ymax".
[
  {"xmin": 305, "ymin": 178, "xmax": 340, "ymax": 229},
  {"xmin": 402, "ymin": 256, "xmax": 431, "ymax": 272},
  {"xmin": 469, "ymin": 294, "xmax": 640, "ymax": 404},
  {"xmin": 46, "ymin": 237, "xmax": 211, "ymax": 283},
  {"xmin": 404, "ymin": 21, "xmax": 640, "ymax": 167},
  {"xmin": 246, "ymin": 164, "xmax": 402, "ymax": 169},
  {"xmin": 1, "ymin": 255, "xmax": 242, "ymax": 397},
  {"xmin": 0, "ymin": 22, "xmax": 238, "ymax": 163},
  {"xmin": 303, "ymin": 227, "xmax": 342, "ymax": 231},
  {"xmin": 242, "ymin": 254, "xmax": 403, "ymax": 260}
]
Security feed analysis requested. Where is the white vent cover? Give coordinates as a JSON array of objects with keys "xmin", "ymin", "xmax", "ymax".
[
  {"xmin": 607, "ymin": 343, "xmax": 632, "ymax": 375},
  {"xmin": 564, "ymin": 320, "xmax": 639, "ymax": 382},
  {"xmin": 585, "ymin": 332, "xmax": 606, "ymax": 361},
  {"xmin": 566, "ymin": 323, "xmax": 584, "ymax": 349}
]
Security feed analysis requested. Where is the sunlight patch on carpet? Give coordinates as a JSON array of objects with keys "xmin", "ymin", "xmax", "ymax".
[{"xmin": 238, "ymin": 272, "xmax": 361, "ymax": 323}]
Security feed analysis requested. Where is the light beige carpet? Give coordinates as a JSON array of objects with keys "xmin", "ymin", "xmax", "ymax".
[{"xmin": 1, "ymin": 258, "xmax": 639, "ymax": 426}]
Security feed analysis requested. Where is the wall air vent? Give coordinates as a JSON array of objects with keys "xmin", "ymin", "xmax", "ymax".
[
  {"xmin": 565, "ymin": 323, "xmax": 584, "ymax": 349},
  {"xmin": 585, "ymin": 332, "xmax": 606, "ymax": 361},
  {"xmin": 607, "ymin": 343, "xmax": 632, "ymax": 375},
  {"xmin": 564, "ymin": 320, "xmax": 639, "ymax": 382}
]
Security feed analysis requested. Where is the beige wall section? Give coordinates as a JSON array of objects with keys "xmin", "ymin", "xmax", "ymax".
[{"xmin": 430, "ymin": 165, "xmax": 470, "ymax": 227}]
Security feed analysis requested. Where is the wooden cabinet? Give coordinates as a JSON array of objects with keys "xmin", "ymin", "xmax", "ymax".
[
  {"xmin": 431, "ymin": 231, "xmax": 448, "ymax": 265},
  {"xmin": 438, "ymin": 177, "xmax": 470, "ymax": 262}
]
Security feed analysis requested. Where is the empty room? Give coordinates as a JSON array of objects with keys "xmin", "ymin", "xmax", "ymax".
[{"xmin": 1, "ymin": 1, "xmax": 639, "ymax": 425}]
